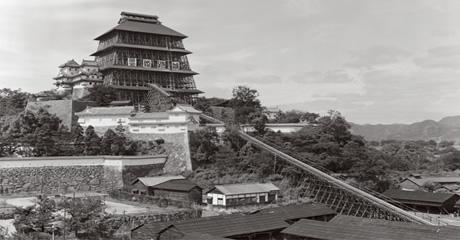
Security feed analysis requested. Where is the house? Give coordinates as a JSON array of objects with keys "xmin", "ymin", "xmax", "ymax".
[
  {"xmin": 383, "ymin": 189, "xmax": 460, "ymax": 213},
  {"xmin": 399, "ymin": 176, "xmax": 460, "ymax": 191},
  {"xmin": 206, "ymin": 183, "xmax": 280, "ymax": 207},
  {"xmin": 281, "ymin": 216, "xmax": 460, "ymax": 240},
  {"xmin": 252, "ymin": 203, "xmax": 337, "ymax": 223},
  {"xmin": 131, "ymin": 176, "xmax": 202, "ymax": 205}
]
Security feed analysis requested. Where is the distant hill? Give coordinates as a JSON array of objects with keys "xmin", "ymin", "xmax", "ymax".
[{"xmin": 350, "ymin": 116, "xmax": 460, "ymax": 142}]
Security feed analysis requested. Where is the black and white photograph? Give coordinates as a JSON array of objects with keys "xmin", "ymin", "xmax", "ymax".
[{"xmin": 1, "ymin": 0, "xmax": 460, "ymax": 239}]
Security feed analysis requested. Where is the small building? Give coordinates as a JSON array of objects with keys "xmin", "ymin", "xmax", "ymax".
[
  {"xmin": 399, "ymin": 176, "xmax": 460, "ymax": 191},
  {"xmin": 206, "ymin": 183, "xmax": 280, "ymax": 207},
  {"xmin": 132, "ymin": 176, "xmax": 202, "ymax": 205},
  {"xmin": 383, "ymin": 189, "xmax": 460, "ymax": 213}
]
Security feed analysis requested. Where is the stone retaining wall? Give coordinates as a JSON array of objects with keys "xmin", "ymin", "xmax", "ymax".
[{"xmin": 0, "ymin": 155, "xmax": 166, "ymax": 195}]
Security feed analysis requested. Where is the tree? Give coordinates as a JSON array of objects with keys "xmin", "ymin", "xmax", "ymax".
[
  {"xmin": 189, "ymin": 127, "xmax": 219, "ymax": 164},
  {"xmin": 440, "ymin": 149, "xmax": 460, "ymax": 170},
  {"xmin": 83, "ymin": 85, "xmax": 117, "ymax": 106},
  {"xmin": 250, "ymin": 112, "xmax": 268, "ymax": 135},
  {"xmin": 83, "ymin": 126, "xmax": 101, "ymax": 155},
  {"xmin": 62, "ymin": 197, "xmax": 111, "ymax": 238},
  {"xmin": 70, "ymin": 123, "xmax": 85, "ymax": 155},
  {"xmin": 14, "ymin": 196, "xmax": 57, "ymax": 235},
  {"xmin": 101, "ymin": 129, "xmax": 117, "ymax": 155},
  {"xmin": 229, "ymin": 86, "xmax": 262, "ymax": 124},
  {"xmin": 0, "ymin": 88, "xmax": 30, "ymax": 117}
]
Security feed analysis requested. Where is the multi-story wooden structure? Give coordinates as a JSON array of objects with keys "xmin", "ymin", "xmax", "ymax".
[{"xmin": 91, "ymin": 11, "xmax": 201, "ymax": 104}]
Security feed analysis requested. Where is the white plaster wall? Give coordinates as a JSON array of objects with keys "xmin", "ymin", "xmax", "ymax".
[{"xmin": 78, "ymin": 115, "xmax": 130, "ymax": 127}]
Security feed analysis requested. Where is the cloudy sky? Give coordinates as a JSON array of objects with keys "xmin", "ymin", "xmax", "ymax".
[{"xmin": 1, "ymin": 0, "xmax": 460, "ymax": 124}]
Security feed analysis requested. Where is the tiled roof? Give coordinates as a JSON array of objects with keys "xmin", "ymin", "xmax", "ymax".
[
  {"xmin": 383, "ymin": 189, "xmax": 459, "ymax": 205},
  {"xmin": 404, "ymin": 177, "xmax": 460, "ymax": 187},
  {"xmin": 76, "ymin": 106, "xmax": 135, "ymax": 116},
  {"xmin": 95, "ymin": 18, "xmax": 187, "ymax": 40},
  {"xmin": 134, "ymin": 175, "xmax": 185, "ymax": 187},
  {"xmin": 131, "ymin": 222, "xmax": 173, "ymax": 240},
  {"xmin": 148, "ymin": 83, "xmax": 171, "ymax": 97},
  {"xmin": 175, "ymin": 213, "xmax": 288, "ymax": 237},
  {"xmin": 59, "ymin": 59, "xmax": 80, "ymax": 68},
  {"xmin": 173, "ymin": 104, "xmax": 202, "ymax": 114},
  {"xmin": 80, "ymin": 59, "xmax": 98, "ymax": 66},
  {"xmin": 153, "ymin": 179, "xmax": 201, "ymax": 192},
  {"xmin": 208, "ymin": 183, "xmax": 279, "ymax": 195},
  {"xmin": 254, "ymin": 203, "xmax": 336, "ymax": 221},
  {"xmin": 131, "ymin": 112, "xmax": 169, "ymax": 120},
  {"xmin": 131, "ymin": 213, "xmax": 288, "ymax": 239},
  {"xmin": 178, "ymin": 232, "xmax": 231, "ymax": 240},
  {"xmin": 281, "ymin": 218, "xmax": 460, "ymax": 240}
]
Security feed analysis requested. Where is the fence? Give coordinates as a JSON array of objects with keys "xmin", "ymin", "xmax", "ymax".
[{"xmin": 109, "ymin": 190, "xmax": 196, "ymax": 209}]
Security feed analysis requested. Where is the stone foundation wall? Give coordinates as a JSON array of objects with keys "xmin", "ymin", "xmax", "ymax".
[{"xmin": 0, "ymin": 155, "xmax": 166, "ymax": 195}]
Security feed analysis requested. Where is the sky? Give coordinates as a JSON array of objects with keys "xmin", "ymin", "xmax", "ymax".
[{"xmin": 0, "ymin": 0, "xmax": 460, "ymax": 124}]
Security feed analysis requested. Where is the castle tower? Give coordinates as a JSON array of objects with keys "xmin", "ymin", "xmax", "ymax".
[
  {"xmin": 91, "ymin": 12, "xmax": 202, "ymax": 104},
  {"xmin": 53, "ymin": 59, "xmax": 103, "ymax": 99}
]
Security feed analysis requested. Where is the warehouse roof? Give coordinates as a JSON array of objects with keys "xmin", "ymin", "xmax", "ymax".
[
  {"xmin": 281, "ymin": 218, "xmax": 460, "ymax": 240},
  {"xmin": 133, "ymin": 176, "xmax": 185, "ymax": 187},
  {"xmin": 383, "ymin": 189, "xmax": 459, "ymax": 206},
  {"xmin": 403, "ymin": 177, "xmax": 460, "ymax": 187},
  {"xmin": 207, "ymin": 183, "xmax": 279, "ymax": 195},
  {"xmin": 253, "ymin": 203, "xmax": 336, "ymax": 221},
  {"xmin": 132, "ymin": 213, "xmax": 289, "ymax": 239},
  {"xmin": 154, "ymin": 179, "xmax": 201, "ymax": 192}
]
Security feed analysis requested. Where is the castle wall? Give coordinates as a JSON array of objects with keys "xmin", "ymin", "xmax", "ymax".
[{"xmin": 0, "ymin": 155, "xmax": 166, "ymax": 195}]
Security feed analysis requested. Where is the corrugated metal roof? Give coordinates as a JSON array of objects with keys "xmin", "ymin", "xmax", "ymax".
[
  {"xmin": 153, "ymin": 179, "xmax": 201, "ymax": 192},
  {"xmin": 135, "ymin": 176, "xmax": 185, "ymax": 187},
  {"xmin": 282, "ymin": 218, "xmax": 460, "ymax": 240},
  {"xmin": 383, "ymin": 189, "xmax": 458, "ymax": 204},
  {"xmin": 95, "ymin": 19, "xmax": 187, "ymax": 40},
  {"xmin": 76, "ymin": 106, "xmax": 134, "ymax": 116},
  {"xmin": 210, "ymin": 183, "xmax": 279, "ymax": 195},
  {"xmin": 254, "ymin": 203, "xmax": 336, "ymax": 221}
]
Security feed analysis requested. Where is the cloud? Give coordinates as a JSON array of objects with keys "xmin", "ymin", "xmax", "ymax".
[
  {"xmin": 345, "ymin": 45, "xmax": 411, "ymax": 68},
  {"xmin": 290, "ymin": 69, "xmax": 354, "ymax": 84},
  {"xmin": 414, "ymin": 45, "xmax": 460, "ymax": 69}
]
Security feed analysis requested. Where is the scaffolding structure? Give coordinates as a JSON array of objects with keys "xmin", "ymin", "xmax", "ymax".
[{"xmin": 91, "ymin": 12, "xmax": 201, "ymax": 104}]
